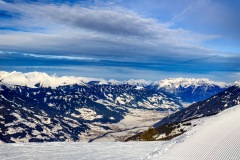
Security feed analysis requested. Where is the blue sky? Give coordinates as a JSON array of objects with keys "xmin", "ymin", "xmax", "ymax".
[{"xmin": 0, "ymin": 0, "xmax": 239, "ymax": 82}]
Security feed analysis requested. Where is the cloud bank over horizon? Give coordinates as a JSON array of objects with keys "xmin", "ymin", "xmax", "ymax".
[{"xmin": 0, "ymin": 0, "xmax": 239, "ymax": 82}]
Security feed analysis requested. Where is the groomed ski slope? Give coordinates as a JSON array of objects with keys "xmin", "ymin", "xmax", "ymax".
[{"xmin": 146, "ymin": 105, "xmax": 240, "ymax": 160}]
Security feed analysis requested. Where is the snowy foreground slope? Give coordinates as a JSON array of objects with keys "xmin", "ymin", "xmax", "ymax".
[
  {"xmin": 0, "ymin": 141, "xmax": 163, "ymax": 160},
  {"xmin": 145, "ymin": 105, "xmax": 240, "ymax": 160}
]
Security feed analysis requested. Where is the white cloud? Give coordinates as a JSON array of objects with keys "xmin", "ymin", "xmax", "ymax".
[
  {"xmin": 0, "ymin": 1, "xmax": 221, "ymax": 61},
  {"xmin": 22, "ymin": 53, "xmax": 98, "ymax": 61}
]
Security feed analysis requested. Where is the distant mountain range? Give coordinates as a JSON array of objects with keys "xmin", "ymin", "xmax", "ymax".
[
  {"xmin": 0, "ymin": 71, "xmax": 232, "ymax": 103},
  {"xmin": 151, "ymin": 78, "xmax": 230, "ymax": 103},
  {"xmin": 0, "ymin": 71, "xmax": 238, "ymax": 143},
  {"xmin": 0, "ymin": 71, "xmax": 152, "ymax": 88}
]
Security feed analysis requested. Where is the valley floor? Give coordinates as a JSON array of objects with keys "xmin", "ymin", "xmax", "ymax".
[{"xmin": 81, "ymin": 109, "xmax": 168, "ymax": 142}]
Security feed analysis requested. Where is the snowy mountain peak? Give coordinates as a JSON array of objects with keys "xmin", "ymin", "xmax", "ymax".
[
  {"xmin": 0, "ymin": 71, "xmax": 90, "ymax": 88},
  {"xmin": 0, "ymin": 71, "xmax": 153, "ymax": 88},
  {"xmin": 234, "ymin": 81, "xmax": 240, "ymax": 87},
  {"xmin": 125, "ymin": 79, "xmax": 152, "ymax": 86},
  {"xmin": 0, "ymin": 71, "xmax": 10, "ymax": 80},
  {"xmin": 151, "ymin": 78, "xmax": 232, "ymax": 103},
  {"xmin": 154, "ymin": 77, "xmax": 229, "ymax": 89}
]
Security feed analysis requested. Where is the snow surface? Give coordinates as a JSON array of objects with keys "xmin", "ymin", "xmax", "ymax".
[
  {"xmin": 0, "ymin": 142, "xmax": 163, "ymax": 160},
  {"xmin": 145, "ymin": 105, "xmax": 240, "ymax": 160}
]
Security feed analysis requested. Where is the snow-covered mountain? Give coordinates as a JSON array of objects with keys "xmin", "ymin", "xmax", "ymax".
[
  {"xmin": 1, "ymin": 71, "xmax": 231, "ymax": 103},
  {"xmin": 0, "ymin": 71, "xmax": 153, "ymax": 88},
  {"xmin": 0, "ymin": 71, "xmax": 106, "ymax": 88},
  {"xmin": 0, "ymin": 81, "xmax": 182, "ymax": 143},
  {"xmin": 154, "ymin": 78, "xmax": 228, "ymax": 89},
  {"xmin": 235, "ymin": 80, "xmax": 240, "ymax": 87},
  {"xmin": 0, "ymin": 71, "xmax": 236, "ymax": 143},
  {"xmin": 0, "ymin": 86, "xmax": 89, "ymax": 142},
  {"xmin": 151, "ymin": 78, "xmax": 231, "ymax": 103},
  {"xmin": 153, "ymin": 83, "xmax": 240, "ymax": 128}
]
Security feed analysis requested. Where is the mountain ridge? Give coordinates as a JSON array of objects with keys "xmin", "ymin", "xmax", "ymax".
[{"xmin": 0, "ymin": 71, "xmax": 233, "ymax": 88}]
